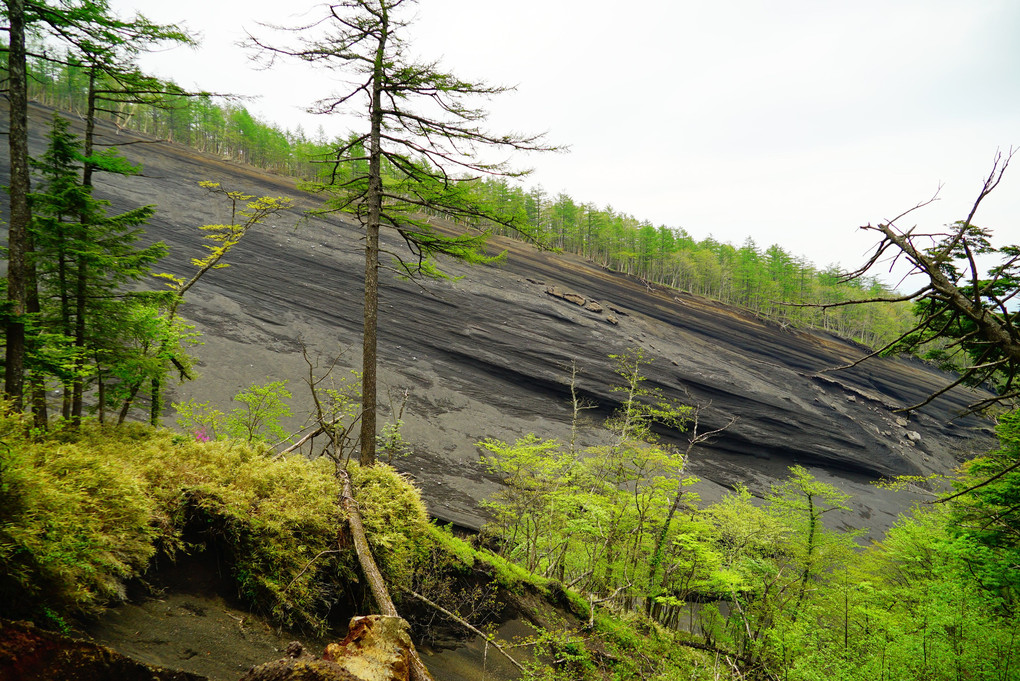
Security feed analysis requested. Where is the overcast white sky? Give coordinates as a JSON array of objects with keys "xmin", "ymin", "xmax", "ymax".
[{"xmin": 107, "ymin": 0, "xmax": 1020, "ymax": 279}]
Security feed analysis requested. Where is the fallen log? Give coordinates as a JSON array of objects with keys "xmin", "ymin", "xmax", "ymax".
[{"xmin": 337, "ymin": 467, "xmax": 435, "ymax": 681}]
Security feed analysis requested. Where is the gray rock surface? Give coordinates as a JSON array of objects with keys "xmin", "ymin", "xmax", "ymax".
[{"xmin": 2, "ymin": 103, "xmax": 996, "ymax": 539}]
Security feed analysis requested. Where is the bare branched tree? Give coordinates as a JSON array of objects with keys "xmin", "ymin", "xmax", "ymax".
[{"xmin": 822, "ymin": 150, "xmax": 1019, "ymax": 416}]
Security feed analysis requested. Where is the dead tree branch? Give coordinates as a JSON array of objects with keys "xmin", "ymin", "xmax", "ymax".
[
  {"xmin": 403, "ymin": 589, "xmax": 527, "ymax": 673},
  {"xmin": 817, "ymin": 151, "xmax": 1020, "ymax": 416}
]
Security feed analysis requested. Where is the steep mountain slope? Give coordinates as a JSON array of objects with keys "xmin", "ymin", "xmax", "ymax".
[{"xmin": 2, "ymin": 103, "xmax": 996, "ymax": 535}]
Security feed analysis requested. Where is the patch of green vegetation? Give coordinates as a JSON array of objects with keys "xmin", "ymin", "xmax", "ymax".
[
  {"xmin": 0, "ymin": 409, "xmax": 432, "ymax": 634},
  {"xmin": 588, "ymin": 611, "xmax": 726, "ymax": 681},
  {"xmin": 419, "ymin": 516, "xmax": 724, "ymax": 680},
  {"xmin": 426, "ymin": 523, "xmax": 475, "ymax": 569},
  {"xmin": 479, "ymin": 548, "xmax": 552, "ymax": 593},
  {"xmin": 1, "ymin": 401, "xmax": 736, "ymax": 678},
  {"xmin": 0, "ymin": 418, "xmax": 159, "ymax": 617},
  {"xmin": 349, "ymin": 462, "xmax": 431, "ymax": 590}
]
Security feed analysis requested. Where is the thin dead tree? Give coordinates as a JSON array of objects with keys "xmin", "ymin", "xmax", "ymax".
[{"xmin": 246, "ymin": 0, "xmax": 558, "ymax": 465}]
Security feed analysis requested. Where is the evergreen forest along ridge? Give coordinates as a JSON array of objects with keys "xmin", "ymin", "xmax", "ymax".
[{"xmin": 0, "ymin": 101, "xmax": 995, "ymax": 535}]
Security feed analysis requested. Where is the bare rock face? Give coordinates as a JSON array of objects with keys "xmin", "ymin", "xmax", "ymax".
[
  {"xmin": 240, "ymin": 616, "xmax": 411, "ymax": 681},
  {"xmin": 0, "ymin": 619, "xmax": 206, "ymax": 681},
  {"xmin": 0, "ymin": 102, "xmax": 997, "ymax": 538}
]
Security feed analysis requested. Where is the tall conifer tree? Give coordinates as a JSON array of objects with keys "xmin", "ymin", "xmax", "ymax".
[
  {"xmin": 249, "ymin": 0, "xmax": 556, "ymax": 464},
  {"xmin": 3, "ymin": 0, "xmax": 31, "ymax": 408},
  {"xmin": 2, "ymin": 0, "xmax": 194, "ymax": 414}
]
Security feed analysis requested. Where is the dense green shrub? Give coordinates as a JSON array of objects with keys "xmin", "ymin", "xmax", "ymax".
[{"xmin": 0, "ymin": 411, "xmax": 433, "ymax": 634}]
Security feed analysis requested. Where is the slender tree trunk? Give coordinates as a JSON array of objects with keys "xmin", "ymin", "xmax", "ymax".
[
  {"xmin": 150, "ymin": 378, "xmax": 162, "ymax": 425},
  {"xmin": 794, "ymin": 495, "xmax": 817, "ymax": 616},
  {"xmin": 57, "ymin": 227, "xmax": 73, "ymax": 421},
  {"xmin": 69, "ymin": 70, "xmax": 101, "ymax": 427},
  {"xmin": 26, "ymin": 233, "xmax": 48, "ymax": 429},
  {"xmin": 83, "ymin": 70, "xmax": 97, "ymax": 187},
  {"xmin": 118, "ymin": 381, "xmax": 142, "ymax": 425},
  {"xmin": 71, "ymin": 251, "xmax": 87, "ymax": 425},
  {"xmin": 4, "ymin": 0, "xmax": 30, "ymax": 410},
  {"xmin": 358, "ymin": 11, "xmax": 388, "ymax": 467},
  {"xmin": 648, "ymin": 483, "xmax": 685, "ymax": 597},
  {"xmin": 97, "ymin": 371, "xmax": 106, "ymax": 424}
]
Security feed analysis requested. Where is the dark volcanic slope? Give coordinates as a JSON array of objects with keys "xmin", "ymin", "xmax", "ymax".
[{"xmin": 2, "ymin": 103, "xmax": 996, "ymax": 534}]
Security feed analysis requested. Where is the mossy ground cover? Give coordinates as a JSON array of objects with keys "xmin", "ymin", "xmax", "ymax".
[{"xmin": 0, "ymin": 412, "xmax": 425, "ymax": 635}]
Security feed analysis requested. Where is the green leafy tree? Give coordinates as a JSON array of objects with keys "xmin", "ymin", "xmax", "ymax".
[
  {"xmin": 223, "ymin": 380, "xmax": 293, "ymax": 444},
  {"xmin": 479, "ymin": 434, "xmax": 572, "ymax": 574},
  {"xmin": 157, "ymin": 182, "xmax": 292, "ymax": 320},
  {"xmin": 248, "ymin": 0, "xmax": 556, "ymax": 465},
  {"xmin": 763, "ymin": 503, "xmax": 1018, "ymax": 681},
  {"xmin": 700, "ymin": 485, "xmax": 787, "ymax": 657},
  {"xmin": 147, "ymin": 182, "xmax": 290, "ymax": 425},
  {"xmin": 481, "ymin": 351, "xmax": 696, "ymax": 597},
  {"xmin": 110, "ymin": 302, "xmax": 197, "ymax": 426},
  {"xmin": 172, "ymin": 398, "xmax": 224, "ymax": 442},
  {"xmin": 946, "ymin": 409, "xmax": 1020, "ymax": 601},
  {"xmin": 695, "ymin": 469, "xmax": 858, "ymax": 667},
  {"xmin": 743, "ymin": 415, "xmax": 1020, "ymax": 681},
  {"xmin": 766, "ymin": 465, "xmax": 859, "ymax": 615}
]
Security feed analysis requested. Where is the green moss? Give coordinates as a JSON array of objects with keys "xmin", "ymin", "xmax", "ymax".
[
  {"xmin": 587, "ymin": 610, "xmax": 727, "ymax": 680},
  {"xmin": 349, "ymin": 462, "xmax": 431, "ymax": 590},
  {"xmin": 0, "ymin": 409, "xmax": 456, "ymax": 635},
  {"xmin": 0, "ymin": 420, "xmax": 158, "ymax": 616},
  {"xmin": 428, "ymin": 524, "xmax": 484, "ymax": 571},
  {"xmin": 477, "ymin": 549, "xmax": 551, "ymax": 593}
]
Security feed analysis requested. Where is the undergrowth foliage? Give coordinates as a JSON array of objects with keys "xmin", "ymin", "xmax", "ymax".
[
  {"xmin": 0, "ymin": 403, "xmax": 430, "ymax": 634},
  {"xmin": 3, "ymin": 381, "xmax": 1018, "ymax": 681},
  {"xmin": 0, "ymin": 414, "xmax": 158, "ymax": 619}
]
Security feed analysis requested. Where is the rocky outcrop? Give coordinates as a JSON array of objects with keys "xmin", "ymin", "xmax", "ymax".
[
  {"xmin": 545, "ymin": 285, "xmax": 586, "ymax": 307},
  {"xmin": 0, "ymin": 619, "xmax": 206, "ymax": 681}
]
